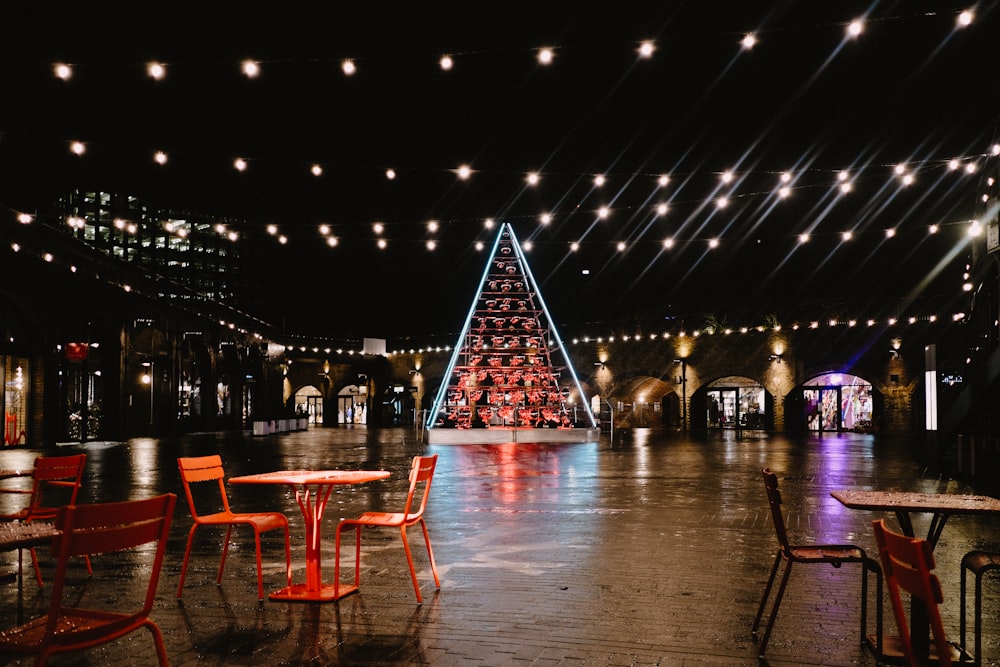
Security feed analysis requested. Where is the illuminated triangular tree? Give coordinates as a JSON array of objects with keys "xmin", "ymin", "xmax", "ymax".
[{"xmin": 427, "ymin": 223, "xmax": 597, "ymax": 430}]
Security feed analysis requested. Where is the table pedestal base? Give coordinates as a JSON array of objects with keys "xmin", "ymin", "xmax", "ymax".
[{"xmin": 268, "ymin": 583, "xmax": 360, "ymax": 602}]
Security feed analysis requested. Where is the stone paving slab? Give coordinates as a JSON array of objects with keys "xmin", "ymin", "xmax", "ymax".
[{"xmin": 0, "ymin": 429, "xmax": 998, "ymax": 666}]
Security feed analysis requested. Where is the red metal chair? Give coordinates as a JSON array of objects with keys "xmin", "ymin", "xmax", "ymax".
[
  {"xmin": 176, "ymin": 454, "xmax": 291, "ymax": 600},
  {"xmin": 0, "ymin": 493, "xmax": 176, "ymax": 666},
  {"xmin": 752, "ymin": 467, "xmax": 882, "ymax": 656},
  {"xmin": 335, "ymin": 454, "xmax": 440, "ymax": 603},
  {"xmin": 872, "ymin": 519, "xmax": 968, "ymax": 667},
  {"xmin": 0, "ymin": 454, "xmax": 92, "ymax": 586}
]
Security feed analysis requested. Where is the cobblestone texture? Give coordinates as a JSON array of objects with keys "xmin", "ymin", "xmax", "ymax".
[{"xmin": 1, "ymin": 428, "xmax": 998, "ymax": 666}]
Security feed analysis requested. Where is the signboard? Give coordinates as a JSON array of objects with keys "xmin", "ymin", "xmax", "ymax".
[{"xmin": 65, "ymin": 342, "xmax": 89, "ymax": 361}]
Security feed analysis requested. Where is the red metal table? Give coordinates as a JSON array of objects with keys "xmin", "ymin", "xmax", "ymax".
[
  {"xmin": 229, "ymin": 469, "xmax": 390, "ymax": 602},
  {"xmin": 832, "ymin": 489, "xmax": 1000, "ymax": 663}
]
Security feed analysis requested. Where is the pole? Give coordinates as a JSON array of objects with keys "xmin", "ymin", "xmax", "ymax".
[{"xmin": 681, "ymin": 360, "xmax": 687, "ymax": 432}]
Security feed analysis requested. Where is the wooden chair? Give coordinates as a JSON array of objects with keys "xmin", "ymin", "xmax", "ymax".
[
  {"xmin": 176, "ymin": 455, "xmax": 291, "ymax": 600},
  {"xmin": 752, "ymin": 467, "xmax": 882, "ymax": 656},
  {"xmin": 872, "ymin": 519, "xmax": 969, "ymax": 667},
  {"xmin": 335, "ymin": 454, "xmax": 440, "ymax": 603},
  {"xmin": 0, "ymin": 493, "xmax": 177, "ymax": 666},
  {"xmin": 0, "ymin": 454, "xmax": 92, "ymax": 586},
  {"xmin": 960, "ymin": 550, "xmax": 1000, "ymax": 667}
]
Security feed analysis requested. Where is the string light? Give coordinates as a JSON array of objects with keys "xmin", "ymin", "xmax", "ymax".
[
  {"xmin": 147, "ymin": 62, "xmax": 166, "ymax": 80},
  {"xmin": 241, "ymin": 60, "xmax": 259, "ymax": 78},
  {"xmin": 5, "ymin": 9, "xmax": 995, "ymax": 293}
]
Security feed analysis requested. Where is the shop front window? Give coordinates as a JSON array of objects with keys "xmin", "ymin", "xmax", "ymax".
[
  {"xmin": 705, "ymin": 377, "xmax": 766, "ymax": 429},
  {"xmin": 217, "ymin": 377, "xmax": 231, "ymax": 417},
  {"xmin": 803, "ymin": 373, "xmax": 873, "ymax": 432},
  {"xmin": 3, "ymin": 358, "xmax": 28, "ymax": 445}
]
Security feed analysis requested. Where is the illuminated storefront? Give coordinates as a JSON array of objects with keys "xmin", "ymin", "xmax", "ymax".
[
  {"xmin": 705, "ymin": 377, "xmax": 767, "ymax": 429},
  {"xmin": 803, "ymin": 372, "xmax": 873, "ymax": 432},
  {"xmin": 2, "ymin": 357, "xmax": 29, "ymax": 446}
]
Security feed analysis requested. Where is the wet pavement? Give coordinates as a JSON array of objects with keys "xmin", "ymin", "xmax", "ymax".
[{"xmin": 1, "ymin": 427, "xmax": 999, "ymax": 666}]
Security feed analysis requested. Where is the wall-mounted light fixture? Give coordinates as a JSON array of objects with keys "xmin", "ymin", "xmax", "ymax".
[
  {"xmin": 593, "ymin": 361, "xmax": 605, "ymax": 369},
  {"xmin": 769, "ymin": 354, "xmax": 783, "ymax": 363}
]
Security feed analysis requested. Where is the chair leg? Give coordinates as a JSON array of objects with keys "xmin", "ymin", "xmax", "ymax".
[
  {"xmin": 974, "ymin": 571, "xmax": 983, "ymax": 667},
  {"xmin": 143, "ymin": 619, "xmax": 170, "ymax": 667},
  {"xmin": 757, "ymin": 556, "xmax": 793, "ymax": 656},
  {"xmin": 26, "ymin": 546, "xmax": 92, "ymax": 587},
  {"xmin": 253, "ymin": 529, "xmax": 265, "ymax": 600},
  {"xmin": 354, "ymin": 525, "xmax": 363, "ymax": 588},
  {"xmin": 420, "ymin": 518, "xmax": 440, "ymax": 589},
  {"xmin": 176, "ymin": 525, "xmax": 198, "ymax": 597},
  {"xmin": 333, "ymin": 523, "xmax": 343, "ymax": 595},
  {"xmin": 282, "ymin": 524, "xmax": 292, "ymax": 588},
  {"xmin": 399, "ymin": 526, "xmax": 422, "ymax": 603},
  {"xmin": 960, "ymin": 562, "xmax": 969, "ymax": 661},
  {"xmin": 869, "ymin": 558, "xmax": 884, "ymax": 656},
  {"xmin": 752, "ymin": 551, "xmax": 783, "ymax": 636},
  {"xmin": 216, "ymin": 525, "xmax": 234, "ymax": 584}
]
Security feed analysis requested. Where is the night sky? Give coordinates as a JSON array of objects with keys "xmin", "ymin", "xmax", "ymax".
[{"xmin": 2, "ymin": 1, "xmax": 998, "ymax": 340}]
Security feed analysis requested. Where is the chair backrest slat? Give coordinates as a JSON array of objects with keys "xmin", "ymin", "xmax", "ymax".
[
  {"xmin": 872, "ymin": 519, "xmax": 952, "ymax": 667},
  {"xmin": 404, "ymin": 455, "xmax": 437, "ymax": 519},
  {"xmin": 177, "ymin": 455, "xmax": 224, "ymax": 483},
  {"xmin": 762, "ymin": 468, "xmax": 790, "ymax": 550},
  {"xmin": 26, "ymin": 454, "xmax": 87, "ymax": 521},
  {"xmin": 177, "ymin": 455, "xmax": 230, "ymax": 517},
  {"xmin": 48, "ymin": 494, "xmax": 176, "ymax": 636}
]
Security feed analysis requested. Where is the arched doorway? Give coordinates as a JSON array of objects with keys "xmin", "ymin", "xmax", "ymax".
[
  {"xmin": 802, "ymin": 372, "xmax": 873, "ymax": 432},
  {"xmin": 292, "ymin": 385, "xmax": 323, "ymax": 425}
]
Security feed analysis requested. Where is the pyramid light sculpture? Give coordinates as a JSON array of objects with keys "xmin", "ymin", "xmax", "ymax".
[{"xmin": 427, "ymin": 223, "xmax": 597, "ymax": 433}]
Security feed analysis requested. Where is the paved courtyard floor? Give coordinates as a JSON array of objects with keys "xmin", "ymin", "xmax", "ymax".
[{"xmin": 1, "ymin": 427, "xmax": 998, "ymax": 666}]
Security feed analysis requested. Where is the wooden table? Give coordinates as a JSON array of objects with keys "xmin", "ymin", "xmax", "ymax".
[
  {"xmin": 832, "ymin": 489, "xmax": 1000, "ymax": 662},
  {"xmin": 229, "ymin": 469, "xmax": 390, "ymax": 602}
]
